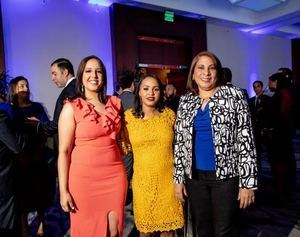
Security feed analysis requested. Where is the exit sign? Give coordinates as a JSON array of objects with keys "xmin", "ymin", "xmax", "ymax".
[{"xmin": 164, "ymin": 11, "xmax": 174, "ymax": 22}]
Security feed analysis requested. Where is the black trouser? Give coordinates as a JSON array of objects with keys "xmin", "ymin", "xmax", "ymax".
[{"xmin": 186, "ymin": 170, "xmax": 240, "ymax": 237}]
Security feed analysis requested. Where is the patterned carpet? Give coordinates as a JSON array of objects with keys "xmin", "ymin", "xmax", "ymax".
[{"xmin": 28, "ymin": 138, "xmax": 300, "ymax": 237}]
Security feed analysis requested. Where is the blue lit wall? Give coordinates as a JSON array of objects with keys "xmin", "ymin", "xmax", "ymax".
[
  {"xmin": 207, "ymin": 23, "xmax": 291, "ymax": 98},
  {"xmin": 1, "ymin": 0, "xmax": 292, "ymax": 113},
  {"xmin": 1, "ymin": 0, "xmax": 114, "ymax": 117}
]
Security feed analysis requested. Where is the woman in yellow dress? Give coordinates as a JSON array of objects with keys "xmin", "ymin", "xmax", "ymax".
[{"xmin": 124, "ymin": 74, "xmax": 184, "ymax": 237}]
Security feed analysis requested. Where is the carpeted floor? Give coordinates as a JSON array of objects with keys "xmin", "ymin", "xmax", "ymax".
[
  {"xmin": 29, "ymin": 138, "xmax": 300, "ymax": 237},
  {"xmin": 240, "ymin": 137, "xmax": 300, "ymax": 237}
]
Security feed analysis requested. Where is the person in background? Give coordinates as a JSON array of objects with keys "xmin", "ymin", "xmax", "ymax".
[
  {"xmin": 0, "ymin": 76, "xmax": 25, "ymax": 237},
  {"xmin": 164, "ymin": 83, "xmax": 180, "ymax": 113},
  {"xmin": 174, "ymin": 51, "xmax": 257, "ymax": 237},
  {"xmin": 123, "ymin": 74, "xmax": 184, "ymax": 237},
  {"xmin": 119, "ymin": 71, "xmax": 135, "ymax": 112},
  {"xmin": 9, "ymin": 76, "xmax": 51, "ymax": 237},
  {"xmin": 278, "ymin": 67, "xmax": 300, "ymax": 129},
  {"xmin": 118, "ymin": 71, "xmax": 135, "ymax": 179},
  {"xmin": 26, "ymin": 59, "xmax": 76, "ymax": 237},
  {"xmin": 118, "ymin": 70, "xmax": 137, "ymax": 236},
  {"xmin": 248, "ymin": 80, "xmax": 272, "ymax": 169},
  {"xmin": 113, "ymin": 84, "xmax": 123, "ymax": 97},
  {"xmin": 58, "ymin": 55, "xmax": 127, "ymax": 237},
  {"xmin": 29, "ymin": 58, "xmax": 77, "ymax": 162},
  {"xmin": 268, "ymin": 72, "xmax": 296, "ymax": 201},
  {"xmin": 222, "ymin": 67, "xmax": 249, "ymax": 100},
  {"xmin": 0, "ymin": 74, "xmax": 13, "ymax": 118}
]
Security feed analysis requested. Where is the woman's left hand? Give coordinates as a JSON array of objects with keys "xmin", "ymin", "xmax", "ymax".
[{"xmin": 238, "ymin": 188, "xmax": 255, "ymax": 209}]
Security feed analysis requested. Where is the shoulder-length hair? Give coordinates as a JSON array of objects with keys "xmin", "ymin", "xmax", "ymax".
[
  {"xmin": 8, "ymin": 76, "xmax": 31, "ymax": 106},
  {"xmin": 132, "ymin": 74, "xmax": 165, "ymax": 118},
  {"xmin": 186, "ymin": 51, "xmax": 223, "ymax": 95},
  {"xmin": 76, "ymin": 55, "xmax": 107, "ymax": 104}
]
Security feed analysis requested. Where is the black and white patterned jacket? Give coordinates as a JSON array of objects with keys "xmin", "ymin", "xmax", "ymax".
[{"xmin": 174, "ymin": 85, "xmax": 258, "ymax": 189}]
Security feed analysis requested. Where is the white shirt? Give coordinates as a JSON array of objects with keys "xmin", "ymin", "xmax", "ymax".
[{"xmin": 65, "ymin": 77, "xmax": 75, "ymax": 87}]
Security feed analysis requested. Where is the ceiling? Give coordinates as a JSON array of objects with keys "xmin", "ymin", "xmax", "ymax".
[{"xmin": 111, "ymin": 0, "xmax": 300, "ymax": 39}]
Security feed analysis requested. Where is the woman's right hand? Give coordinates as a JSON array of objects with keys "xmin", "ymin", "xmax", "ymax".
[
  {"xmin": 174, "ymin": 183, "xmax": 188, "ymax": 203},
  {"xmin": 60, "ymin": 191, "xmax": 76, "ymax": 213}
]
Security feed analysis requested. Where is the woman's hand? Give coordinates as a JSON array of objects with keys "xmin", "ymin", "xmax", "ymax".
[
  {"xmin": 174, "ymin": 183, "xmax": 188, "ymax": 203},
  {"xmin": 60, "ymin": 191, "xmax": 77, "ymax": 213},
  {"xmin": 238, "ymin": 188, "xmax": 255, "ymax": 209},
  {"xmin": 25, "ymin": 117, "xmax": 40, "ymax": 126}
]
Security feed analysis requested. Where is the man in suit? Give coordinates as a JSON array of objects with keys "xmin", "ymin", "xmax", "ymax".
[
  {"xmin": 119, "ymin": 71, "xmax": 135, "ymax": 179},
  {"xmin": 118, "ymin": 72, "xmax": 137, "ymax": 236},
  {"xmin": 164, "ymin": 83, "xmax": 180, "ymax": 113},
  {"xmin": 249, "ymin": 80, "xmax": 272, "ymax": 169},
  {"xmin": 31, "ymin": 58, "xmax": 77, "ymax": 237},
  {"xmin": 37, "ymin": 58, "xmax": 76, "ymax": 159}
]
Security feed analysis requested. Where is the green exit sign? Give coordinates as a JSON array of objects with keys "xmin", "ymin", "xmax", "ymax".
[{"xmin": 164, "ymin": 11, "xmax": 174, "ymax": 22}]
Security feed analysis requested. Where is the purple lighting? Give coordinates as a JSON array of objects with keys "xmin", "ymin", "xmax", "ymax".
[{"xmin": 88, "ymin": 0, "xmax": 113, "ymax": 7}]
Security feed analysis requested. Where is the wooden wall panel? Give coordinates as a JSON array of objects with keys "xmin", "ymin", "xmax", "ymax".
[
  {"xmin": 292, "ymin": 39, "xmax": 300, "ymax": 129},
  {"xmin": 110, "ymin": 3, "xmax": 207, "ymax": 82},
  {"xmin": 292, "ymin": 39, "xmax": 300, "ymax": 84}
]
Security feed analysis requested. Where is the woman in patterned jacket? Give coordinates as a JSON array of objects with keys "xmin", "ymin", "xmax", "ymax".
[{"xmin": 174, "ymin": 51, "xmax": 257, "ymax": 237}]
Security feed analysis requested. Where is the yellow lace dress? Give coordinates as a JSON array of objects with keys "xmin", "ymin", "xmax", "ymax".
[{"xmin": 124, "ymin": 108, "xmax": 184, "ymax": 233}]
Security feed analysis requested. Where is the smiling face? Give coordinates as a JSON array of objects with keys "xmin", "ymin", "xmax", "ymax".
[
  {"xmin": 139, "ymin": 76, "xmax": 161, "ymax": 109},
  {"xmin": 193, "ymin": 55, "xmax": 218, "ymax": 93},
  {"xmin": 82, "ymin": 58, "xmax": 103, "ymax": 94}
]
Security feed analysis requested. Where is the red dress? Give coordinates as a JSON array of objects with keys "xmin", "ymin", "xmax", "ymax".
[{"xmin": 67, "ymin": 96, "xmax": 127, "ymax": 237}]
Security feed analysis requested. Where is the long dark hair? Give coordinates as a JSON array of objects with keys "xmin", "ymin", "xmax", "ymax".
[
  {"xmin": 269, "ymin": 72, "xmax": 292, "ymax": 90},
  {"xmin": 76, "ymin": 55, "xmax": 107, "ymax": 104},
  {"xmin": 186, "ymin": 51, "xmax": 223, "ymax": 95},
  {"xmin": 8, "ymin": 76, "xmax": 31, "ymax": 106},
  {"xmin": 132, "ymin": 74, "xmax": 165, "ymax": 118}
]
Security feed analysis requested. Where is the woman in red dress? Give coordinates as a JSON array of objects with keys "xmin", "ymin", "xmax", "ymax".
[{"xmin": 58, "ymin": 55, "xmax": 127, "ymax": 237}]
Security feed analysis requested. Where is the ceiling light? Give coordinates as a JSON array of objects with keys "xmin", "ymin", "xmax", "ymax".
[{"xmin": 228, "ymin": 0, "xmax": 287, "ymax": 11}]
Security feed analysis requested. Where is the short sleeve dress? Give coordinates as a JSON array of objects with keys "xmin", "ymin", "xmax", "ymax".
[
  {"xmin": 67, "ymin": 96, "xmax": 127, "ymax": 237},
  {"xmin": 124, "ymin": 108, "xmax": 184, "ymax": 233}
]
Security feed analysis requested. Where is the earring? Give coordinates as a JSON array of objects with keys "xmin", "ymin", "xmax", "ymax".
[{"xmin": 80, "ymin": 84, "xmax": 85, "ymax": 93}]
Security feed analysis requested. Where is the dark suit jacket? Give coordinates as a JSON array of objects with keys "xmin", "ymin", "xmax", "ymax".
[
  {"xmin": 119, "ymin": 91, "xmax": 135, "ymax": 111},
  {"xmin": 0, "ymin": 109, "xmax": 25, "ymax": 229},
  {"xmin": 249, "ymin": 94, "xmax": 272, "ymax": 130},
  {"xmin": 39, "ymin": 79, "xmax": 76, "ymax": 157},
  {"xmin": 119, "ymin": 91, "xmax": 134, "ymax": 181}
]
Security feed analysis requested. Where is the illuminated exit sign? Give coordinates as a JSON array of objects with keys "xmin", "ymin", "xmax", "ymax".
[{"xmin": 164, "ymin": 10, "xmax": 174, "ymax": 22}]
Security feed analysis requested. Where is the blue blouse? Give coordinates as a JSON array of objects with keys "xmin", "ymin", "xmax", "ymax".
[{"xmin": 193, "ymin": 104, "xmax": 215, "ymax": 171}]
